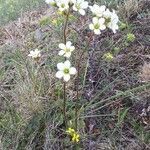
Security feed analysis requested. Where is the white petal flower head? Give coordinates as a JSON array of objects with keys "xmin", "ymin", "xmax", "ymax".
[
  {"xmin": 89, "ymin": 4, "xmax": 106, "ymax": 17},
  {"xmin": 108, "ymin": 10, "xmax": 119, "ymax": 33},
  {"xmin": 58, "ymin": 41, "xmax": 75, "ymax": 58},
  {"xmin": 56, "ymin": 60, "xmax": 77, "ymax": 82},
  {"xmin": 28, "ymin": 49, "xmax": 41, "ymax": 59},
  {"xmin": 103, "ymin": 9, "xmax": 119, "ymax": 33},
  {"xmin": 89, "ymin": 17, "xmax": 106, "ymax": 34},
  {"xmin": 56, "ymin": 0, "xmax": 70, "ymax": 12},
  {"xmin": 73, "ymin": 0, "xmax": 88, "ymax": 15}
]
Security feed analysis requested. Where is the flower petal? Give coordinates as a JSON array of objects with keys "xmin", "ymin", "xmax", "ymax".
[
  {"xmin": 66, "ymin": 41, "xmax": 72, "ymax": 48},
  {"xmin": 100, "ymin": 5, "xmax": 106, "ymax": 12},
  {"xmin": 56, "ymin": 71, "xmax": 63, "ymax": 79},
  {"xmin": 64, "ymin": 52, "xmax": 72, "ymax": 58},
  {"xmin": 59, "ymin": 43, "xmax": 66, "ymax": 50},
  {"xmin": 64, "ymin": 60, "xmax": 71, "ymax": 68},
  {"xmin": 70, "ymin": 0, "xmax": 76, "ymax": 4},
  {"xmin": 100, "ymin": 24, "xmax": 106, "ymax": 30},
  {"xmin": 70, "ymin": 46, "xmax": 75, "ymax": 51},
  {"xmin": 58, "ymin": 50, "xmax": 65, "ymax": 56},
  {"xmin": 99, "ymin": 18, "xmax": 105, "ymax": 24},
  {"xmin": 46, "ymin": 0, "xmax": 55, "ymax": 4},
  {"xmin": 79, "ymin": 9, "xmax": 85, "ymax": 15},
  {"xmin": 93, "ymin": 17, "xmax": 98, "ymax": 24},
  {"xmin": 81, "ymin": 1, "xmax": 88, "ymax": 9},
  {"xmin": 28, "ymin": 51, "xmax": 34, "ymax": 55},
  {"xmin": 63, "ymin": 74, "xmax": 70, "ymax": 82},
  {"xmin": 57, "ymin": 62, "xmax": 64, "ymax": 70},
  {"xmin": 28, "ymin": 53, "xmax": 32, "ymax": 57},
  {"xmin": 73, "ymin": 5, "xmax": 78, "ymax": 11},
  {"xmin": 70, "ymin": 67, "xmax": 77, "ymax": 75},
  {"xmin": 94, "ymin": 29, "xmax": 101, "ymax": 34},
  {"xmin": 89, "ymin": 24, "xmax": 94, "ymax": 30},
  {"xmin": 89, "ymin": 6, "xmax": 93, "ymax": 11}
]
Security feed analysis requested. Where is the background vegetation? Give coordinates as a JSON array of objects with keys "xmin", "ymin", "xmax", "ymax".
[{"xmin": 0, "ymin": 0, "xmax": 44, "ymax": 25}]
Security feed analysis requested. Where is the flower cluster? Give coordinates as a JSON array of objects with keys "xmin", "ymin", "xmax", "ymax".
[
  {"xmin": 45, "ymin": 1, "xmax": 119, "ymax": 34},
  {"xmin": 89, "ymin": 4, "xmax": 119, "ymax": 34},
  {"xmin": 66, "ymin": 128, "xmax": 80, "ymax": 143},
  {"xmin": 45, "ymin": 0, "xmax": 89, "ymax": 16}
]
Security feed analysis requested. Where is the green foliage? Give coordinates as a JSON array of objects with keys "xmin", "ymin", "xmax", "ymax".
[
  {"xmin": 112, "ymin": 47, "xmax": 121, "ymax": 55},
  {"xmin": 117, "ymin": 108, "xmax": 129, "ymax": 126},
  {"xmin": 16, "ymin": 113, "xmax": 45, "ymax": 150},
  {"xmin": 119, "ymin": 22, "xmax": 127, "ymax": 30},
  {"xmin": 131, "ymin": 120, "xmax": 150, "ymax": 144},
  {"xmin": 39, "ymin": 16, "xmax": 52, "ymax": 26},
  {"xmin": 0, "ymin": 104, "xmax": 25, "ymax": 149}
]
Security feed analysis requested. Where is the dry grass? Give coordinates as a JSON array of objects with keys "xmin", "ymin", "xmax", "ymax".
[
  {"xmin": 118, "ymin": 0, "xmax": 147, "ymax": 20},
  {"xmin": 0, "ymin": 0, "xmax": 45, "ymax": 25},
  {"xmin": 139, "ymin": 63, "xmax": 150, "ymax": 82}
]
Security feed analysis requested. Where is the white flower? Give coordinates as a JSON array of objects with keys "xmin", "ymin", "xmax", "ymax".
[
  {"xmin": 89, "ymin": 17, "xmax": 106, "ymax": 34},
  {"xmin": 89, "ymin": 4, "xmax": 106, "ymax": 17},
  {"xmin": 56, "ymin": 0, "xmax": 70, "ymax": 12},
  {"xmin": 108, "ymin": 10, "xmax": 119, "ymax": 33},
  {"xmin": 45, "ymin": 0, "xmax": 56, "ymax": 5},
  {"xmin": 56, "ymin": 60, "xmax": 77, "ymax": 82},
  {"xmin": 58, "ymin": 41, "xmax": 75, "ymax": 58},
  {"xmin": 103, "ymin": 8, "xmax": 112, "ymax": 19},
  {"xmin": 103, "ymin": 9, "xmax": 119, "ymax": 33},
  {"xmin": 28, "ymin": 49, "xmax": 41, "ymax": 59},
  {"xmin": 72, "ymin": 0, "xmax": 88, "ymax": 15}
]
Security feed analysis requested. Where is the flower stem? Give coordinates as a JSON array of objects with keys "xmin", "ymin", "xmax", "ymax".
[
  {"xmin": 63, "ymin": 9, "xmax": 70, "ymax": 44},
  {"xmin": 63, "ymin": 82, "xmax": 67, "ymax": 127},
  {"xmin": 63, "ymin": 10, "xmax": 70, "ymax": 127}
]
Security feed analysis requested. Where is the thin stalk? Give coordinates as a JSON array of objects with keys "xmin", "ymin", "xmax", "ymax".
[
  {"xmin": 63, "ymin": 9, "xmax": 70, "ymax": 127},
  {"xmin": 63, "ymin": 82, "xmax": 67, "ymax": 127},
  {"xmin": 63, "ymin": 10, "xmax": 70, "ymax": 44}
]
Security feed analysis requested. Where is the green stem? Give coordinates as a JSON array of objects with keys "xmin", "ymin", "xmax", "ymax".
[
  {"xmin": 63, "ymin": 82, "xmax": 67, "ymax": 127},
  {"xmin": 63, "ymin": 10, "xmax": 70, "ymax": 44},
  {"xmin": 63, "ymin": 9, "xmax": 70, "ymax": 127}
]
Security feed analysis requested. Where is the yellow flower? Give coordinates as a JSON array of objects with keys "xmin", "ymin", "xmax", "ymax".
[
  {"xmin": 66, "ymin": 128, "xmax": 75, "ymax": 135},
  {"xmin": 66, "ymin": 127, "xmax": 80, "ymax": 143},
  {"xmin": 103, "ymin": 52, "xmax": 114, "ymax": 61},
  {"xmin": 72, "ymin": 133, "xmax": 80, "ymax": 143}
]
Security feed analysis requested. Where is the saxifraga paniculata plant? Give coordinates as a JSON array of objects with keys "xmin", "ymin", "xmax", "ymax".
[{"xmin": 28, "ymin": 0, "xmax": 119, "ymax": 147}]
